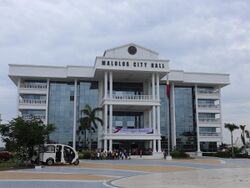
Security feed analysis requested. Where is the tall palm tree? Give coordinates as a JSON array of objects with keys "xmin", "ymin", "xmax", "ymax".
[
  {"xmin": 239, "ymin": 125, "xmax": 246, "ymax": 151},
  {"xmin": 79, "ymin": 104, "xmax": 103, "ymax": 151},
  {"xmin": 224, "ymin": 123, "xmax": 239, "ymax": 158},
  {"xmin": 245, "ymin": 130, "xmax": 250, "ymax": 145}
]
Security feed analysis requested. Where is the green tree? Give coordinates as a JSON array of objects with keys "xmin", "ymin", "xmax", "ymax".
[
  {"xmin": 224, "ymin": 123, "xmax": 239, "ymax": 158},
  {"xmin": 246, "ymin": 130, "xmax": 250, "ymax": 144},
  {"xmin": 0, "ymin": 117, "xmax": 55, "ymax": 161},
  {"xmin": 79, "ymin": 105, "xmax": 103, "ymax": 151},
  {"xmin": 239, "ymin": 125, "xmax": 246, "ymax": 152}
]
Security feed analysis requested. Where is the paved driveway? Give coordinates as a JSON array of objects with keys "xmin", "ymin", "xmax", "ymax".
[{"xmin": 0, "ymin": 158, "xmax": 249, "ymax": 188}]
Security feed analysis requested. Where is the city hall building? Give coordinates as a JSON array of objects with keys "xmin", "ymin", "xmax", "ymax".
[{"xmin": 9, "ymin": 43, "xmax": 230, "ymax": 157}]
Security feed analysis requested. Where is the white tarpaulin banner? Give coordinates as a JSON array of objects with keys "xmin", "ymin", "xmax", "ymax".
[{"xmin": 113, "ymin": 128, "xmax": 153, "ymax": 134}]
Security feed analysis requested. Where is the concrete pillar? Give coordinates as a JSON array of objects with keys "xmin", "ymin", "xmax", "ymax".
[
  {"xmin": 73, "ymin": 79, "xmax": 77, "ymax": 149},
  {"xmin": 158, "ymin": 139, "xmax": 162, "ymax": 152},
  {"xmin": 153, "ymin": 139, "xmax": 156, "ymax": 153},
  {"xmin": 170, "ymin": 83, "xmax": 176, "ymax": 148},
  {"xmin": 104, "ymin": 71, "xmax": 108, "ymax": 99},
  {"xmin": 104, "ymin": 139, "xmax": 107, "ymax": 152},
  {"xmin": 109, "ymin": 139, "xmax": 113, "ymax": 152},
  {"xmin": 152, "ymin": 73, "xmax": 155, "ymax": 100},
  {"xmin": 157, "ymin": 106, "xmax": 160, "ymax": 134},
  {"xmin": 152, "ymin": 106, "xmax": 156, "ymax": 133},
  {"xmin": 45, "ymin": 79, "xmax": 50, "ymax": 125},
  {"xmin": 109, "ymin": 105, "xmax": 113, "ymax": 134},
  {"xmin": 148, "ymin": 109, "xmax": 152, "ymax": 128},
  {"xmin": 156, "ymin": 73, "xmax": 160, "ymax": 100},
  {"xmin": 16, "ymin": 78, "xmax": 21, "ymax": 116},
  {"xmin": 195, "ymin": 85, "xmax": 201, "ymax": 153},
  {"xmin": 104, "ymin": 105, "xmax": 108, "ymax": 134},
  {"xmin": 109, "ymin": 71, "xmax": 113, "ymax": 98}
]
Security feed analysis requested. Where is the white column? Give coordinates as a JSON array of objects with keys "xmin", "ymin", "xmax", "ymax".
[
  {"xmin": 16, "ymin": 78, "xmax": 21, "ymax": 117},
  {"xmin": 73, "ymin": 79, "xmax": 77, "ymax": 149},
  {"xmin": 152, "ymin": 73, "xmax": 155, "ymax": 100},
  {"xmin": 157, "ymin": 106, "xmax": 160, "ymax": 134},
  {"xmin": 147, "ymin": 79, "xmax": 151, "ymax": 95},
  {"xmin": 219, "ymin": 88, "xmax": 223, "ymax": 144},
  {"xmin": 194, "ymin": 85, "xmax": 201, "ymax": 153},
  {"xmin": 109, "ymin": 105, "xmax": 113, "ymax": 134},
  {"xmin": 153, "ymin": 139, "xmax": 156, "ymax": 153},
  {"xmin": 45, "ymin": 79, "xmax": 50, "ymax": 125},
  {"xmin": 148, "ymin": 109, "xmax": 152, "ymax": 128},
  {"xmin": 109, "ymin": 71, "xmax": 113, "ymax": 98},
  {"xmin": 104, "ymin": 71, "xmax": 108, "ymax": 99},
  {"xmin": 170, "ymin": 83, "xmax": 176, "ymax": 148},
  {"xmin": 104, "ymin": 105, "xmax": 108, "ymax": 134},
  {"xmin": 152, "ymin": 106, "xmax": 156, "ymax": 133},
  {"xmin": 109, "ymin": 139, "xmax": 113, "ymax": 152},
  {"xmin": 104, "ymin": 139, "xmax": 107, "ymax": 152},
  {"xmin": 158, "ymin": 139, "xmax": 162, "ymax": 152},
  {"xmin": 156, "ymin": 73, "xmax": 160, "ymax": 100}
]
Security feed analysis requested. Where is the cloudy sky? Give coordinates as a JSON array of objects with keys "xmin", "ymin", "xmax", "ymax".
[{"xmin": 0, "ymin": 0, "xmax": 249, "ymax": 144}]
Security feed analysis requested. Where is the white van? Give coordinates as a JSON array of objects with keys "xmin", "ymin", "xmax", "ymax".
[{"xmin": 33, "ymin": 144, "xmax": 79, "ymax": 165}]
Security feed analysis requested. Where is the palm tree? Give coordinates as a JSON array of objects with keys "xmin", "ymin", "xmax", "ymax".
[
  {"xmin": 245, "ymin": 130, "xmax": 250, "ymax": 145},
  {"xmin": 79, "ymin": 104, "xmax": 103, "ymax": 151},
  {"xmin": 224, "ymin": 123, "xmax": 239, "ymax": 158},
  {"xmin": 239, "ymin": 125, "xmax": 246, "ymax": 152}
]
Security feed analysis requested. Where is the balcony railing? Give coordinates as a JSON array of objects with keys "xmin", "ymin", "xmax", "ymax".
[
  {"xmin": 112, "ymin": 95, "xmax": 153, "ymax": 101},
  {"xmin": 20, "ymin": 83, "xmax": 47, "ymax": 89},
  {"xmin": 198, "ymin": 104, "xmax": 220, "ymax": 109},
  {"xmin": 22, "ymin": 114, "xmax": 46, "ymax": 121},
  {"xmin": 19, "ymin": 99, "xmax": 46, "ymax": 105},
  {"xmin": 197, "ymin": 89, "xmax": 219, "ymax": 94},
  {"xmin": 200, "ymin": 132, "xmax": 221, "ymax": 137},
  {"xmin": 199, "ymin": 118, "xmax": 221, "ymax": 123}
]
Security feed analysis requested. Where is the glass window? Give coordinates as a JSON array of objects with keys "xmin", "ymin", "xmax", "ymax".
[
  {"xmin": 48, "ymin": 82, "xmax": 75, "ymax": 145},
  {"xmin": 175, "ymin": 87, "xmax": 197, "ymax": 152}
]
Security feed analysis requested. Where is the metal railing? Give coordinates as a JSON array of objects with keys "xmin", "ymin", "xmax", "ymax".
[
  {"xmin": 20, "ymin": 83, "xmax": 47, "ymax": 89},
  {"xmin": 198, "ymin": 104, "xmax": 220, "ymax": 108},
  {"xmin": 19, "ymin": 99, "xmax": 46, "ymax": 105},
  {"xmin": 199, "ymin": 118, "xmax": 221, "ymax": 123},
  {"xmin": 200, "ymin": 132, "xmax": 221, "ymax": 137},
  {"xmin": 22, "ymin": 114, "xmax": 46, "ymax": 121},
  {"xmin": 112, "ymin": 95, "xmax": 153, "ymax": 101},
  {"xmin": 197, "ymin": 89, "xmax": 219, "ymax": 94}
]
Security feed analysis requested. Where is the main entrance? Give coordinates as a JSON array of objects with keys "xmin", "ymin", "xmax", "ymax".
[{"xmin": 112, "ymin": 140, "xmax": 152, "ymax": 155}]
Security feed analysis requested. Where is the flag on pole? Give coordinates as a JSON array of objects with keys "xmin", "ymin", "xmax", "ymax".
[{"xmin": 166, "ymin": 79, "xmax": 170, "ymax": 98}]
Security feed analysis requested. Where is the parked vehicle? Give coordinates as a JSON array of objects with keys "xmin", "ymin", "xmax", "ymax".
[{"xmin": 32, "ymin": 144, "xmax": 79, "ymax": 165}]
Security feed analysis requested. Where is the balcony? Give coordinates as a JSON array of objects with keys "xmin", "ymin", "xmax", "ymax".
[
  {"xmin": 19, "ymin": 99, "xmax": 46, "ymax": 105},
  {"xmin": 20, "ymin": 83, "xmax": 47, "ymax": 89},
  {"xmin": 197, "ymin": 89, "xmax": 220, "ymax": 99},
  {"xmin": 200, "ymin": 132, "xmax": 221, "ymax": 137},
  {"xmin": 22, "ymin": 114, "xmax": 46, "ymax": 121},
  {"xmin": 199, "ymin": 118, "xmax": 221, "ymax": 124},
  {"xmin": 199, "ymin": 132, "xmax": 221, "ymax": 142},
  {"xmin": 113, "ymin": 95, "xmax": 153, "ymax": 101},
  {"xmin": 103, "ymin": 94, "xmax": 159, "ymax": 107},
  {"xmin": 19, "ymin": 83, "xmax": 47, "ymax": 94},
  {"xmin": 197, "ymin": 104, "xmax": 220, "ymax": 113},
  {"xmin": 198, "ymin": 104, "xmax": 219, "ymax": 108}
]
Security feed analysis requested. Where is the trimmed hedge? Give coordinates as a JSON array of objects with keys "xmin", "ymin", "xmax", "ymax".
[
  {"xmin": 0, "ymin": 151, "xmax": 13, "ymax": 161},
  {"xmin": 78, "ymin": 151, "xmax": 92, "ymax": 159},
  {"xmin": 170, "ymin": 150, "xmax": 190, "ymax": 158}
]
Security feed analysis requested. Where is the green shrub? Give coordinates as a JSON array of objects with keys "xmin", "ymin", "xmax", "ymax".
[
  {"xmin": 170, "ymin": 149, "xmax": 190, "ymax": 158},
  {"xmin": 78, "ymin": 150, "xmax": 91, "ymax": 159},
  {"xmin": 213, "ymin": 151, "xmax": 231, "ymax": 158}
]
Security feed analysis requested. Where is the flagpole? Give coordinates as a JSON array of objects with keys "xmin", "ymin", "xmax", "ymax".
[{"xmin": 166, "ymin": 74, "xmax": 172, "ymax": 160}]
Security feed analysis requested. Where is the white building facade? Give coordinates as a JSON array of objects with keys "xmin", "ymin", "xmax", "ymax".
[{"xmin": 9, "ymin": 43, "xmax": 230, "ymax": 156}]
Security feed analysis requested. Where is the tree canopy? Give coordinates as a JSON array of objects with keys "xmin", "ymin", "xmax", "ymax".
[{"xmin": 0, "ymin": 117, "xmax": 55, "ymax": 160}]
